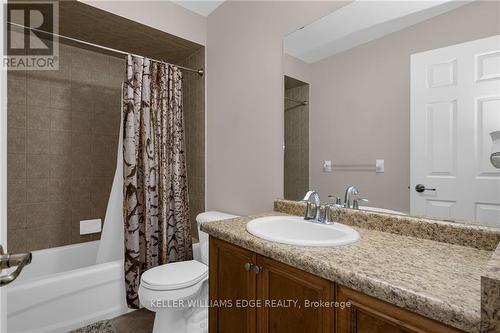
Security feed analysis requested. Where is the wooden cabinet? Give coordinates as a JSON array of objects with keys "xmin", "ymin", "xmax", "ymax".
[
  {"xmin": 335, "ymin": 285, "xmax": 464, "ymax": 333},
  {"xmin": 257, "ymin": 255, "xmax": 333, "ymax": 333},
  {"xmin": 209, "ymin": 237, "xmax": 257, "ymax": 333},
  {"xmin": 209, "ymin": 237, "xmax": 333, "ymax": 333},
  {"xmin": 209, "ymin": 237, "xmax": 464, "ymax": 333}
]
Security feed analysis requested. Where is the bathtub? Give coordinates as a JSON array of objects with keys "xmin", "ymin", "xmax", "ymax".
[
  {"xmin": 5, "ymin": 240, "xmax": 202, "ymax": 333},
  {"xmin": 5, "ymin": 241, "xmax": 127, "ymax": 333}
]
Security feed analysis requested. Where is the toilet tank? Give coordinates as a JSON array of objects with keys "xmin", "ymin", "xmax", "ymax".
[{"xmin": 196, "ymin": 211, "xmax": 238, "ymax": 264}]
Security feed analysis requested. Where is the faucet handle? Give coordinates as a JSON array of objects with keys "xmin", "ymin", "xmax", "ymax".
[
  {"xmin": 323, "ymin": 203, "xmax": 341, "ymax": 224},
  {"xmin": 353, "ymin": 198, "xmax": 369, "ymax": 210},
  {"xmin": 328, "ymin": 195, "xmax": 342, "ymax": 206}
]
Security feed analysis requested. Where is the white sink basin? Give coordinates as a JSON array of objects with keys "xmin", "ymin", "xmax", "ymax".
[{"xmin": 246, "ymin": 216, "xmax": 359, "ymax": 247}]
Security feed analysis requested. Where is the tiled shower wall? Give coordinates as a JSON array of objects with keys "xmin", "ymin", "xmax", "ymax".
[
  {"xmin": 7, "ymin": 43, "xmax": 124, "ymax": 252},
  {"xmin": 7, "ymin": 41, "xmax": 206, "ymax": 251},
  {"xmin": 181, "ymin": 48, "xmax": 205, "ymax": 240},
  {"xmin": 284, "ymin": 83, "xmax": 309, "ymax": 201}
]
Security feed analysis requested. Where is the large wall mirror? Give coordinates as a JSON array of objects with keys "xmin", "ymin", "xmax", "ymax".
[{"xmin": 283, "ymin": 1, "xmax": 500, "ymax": 228}]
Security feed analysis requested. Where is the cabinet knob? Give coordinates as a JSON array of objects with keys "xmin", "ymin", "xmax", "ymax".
[
  {"xmin": 243, "ymin": 262, "xmax": 254, "ymax": 271},
  {"xmin": 253, "ymin": 265, "xmax": 262, "ymax": 274}
]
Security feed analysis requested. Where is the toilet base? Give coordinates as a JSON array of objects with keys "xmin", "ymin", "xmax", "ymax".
[
  {"xmin": 152, "ymin": 309, "xmax": 186, "ymax": 333},
  {"xmin": 145, "ymin": 280, "xmax": 208, "ymax": 333},
  {"xmin": 151, "ymin": 304, "xmax": 208, "ymax": 333}
]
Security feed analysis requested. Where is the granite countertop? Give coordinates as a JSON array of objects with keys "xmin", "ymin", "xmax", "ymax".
[{"xmin": 201, "ymin": 212, "xmax": 494, "ymax": 333}]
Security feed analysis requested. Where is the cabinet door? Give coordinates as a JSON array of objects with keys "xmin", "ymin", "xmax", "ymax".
[
  {"xmin": 209, "ymin": 237, "xmax": 257, "ymax": 333},
  {"xmin": 335, "ymin": 285, "xmax": 464, "ymax": 333},
  {"xmin": 256, "ymin": 256, "xmax": 333, "ymax": 333}
]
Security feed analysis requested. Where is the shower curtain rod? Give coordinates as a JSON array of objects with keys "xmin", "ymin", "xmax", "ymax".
[
  {"xmin": 7, "ymin": 22, "xmax": 204, "ymax": 76},
  {"xmin": 285, "ymin": 96, "xmax": 308, "ymax": 106}
]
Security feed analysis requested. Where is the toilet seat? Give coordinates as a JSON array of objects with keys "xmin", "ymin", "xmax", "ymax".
[{"xmin": 141, "ymin": 260, "xmax": 208, "ymax": 291}]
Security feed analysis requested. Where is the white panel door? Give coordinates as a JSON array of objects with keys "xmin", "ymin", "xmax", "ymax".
[{"xmin": 411, "ymin": 35, "xmax": 500, "ymax": 227}]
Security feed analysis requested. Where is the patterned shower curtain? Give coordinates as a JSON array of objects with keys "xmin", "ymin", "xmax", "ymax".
[{"xmin": 122, "ymin": 55, "xmax": 192, "ymax": 309}]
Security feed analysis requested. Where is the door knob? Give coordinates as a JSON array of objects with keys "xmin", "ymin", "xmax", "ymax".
[
  {"xmin": 415, "ymin": 184, "xmax": 436, "ymax": 193},
  {"xmin": 243, "ymin": 262, "xmax": 254, "ymax": 271}
]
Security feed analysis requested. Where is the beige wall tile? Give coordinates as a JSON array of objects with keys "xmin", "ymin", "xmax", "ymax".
[
  {"xmin": 284, "ymin": 82, "xmax": 309, "ymax": 201},
  {"xmin": 71, "ymin": 201, "xmax": 93, "ymax": 241},
  {"xmin": 26, "ymin": 129, "xmax": 50, "ymax": 154},
  {"xmin": 8, "ymin": 128, "xmax": 26, "ymax": 154},
  {"xmin": 7, "ymin": 228, "xmax": 27, "ymax": 253},
  {"xmin": 71, "ymin": 178, "xmax": 92, "ymax": 202},
  {"xmin": 72, "ymin": 111, "xmax": 92, "ymax": 133},
  {"xmin": 72, "ymin": 154, "xmax": 93, "ymax": 178},
  {"xmin": 26, "ymin": 178, "xmax": 50, "ymax": 203},
  {"xmin": 50, "ymin": 81, "xmax": 72, "ymax": 109},
  {"xmin": 27, "ymin": 224, "xmax": 71, "ymax": 250},
  {"xmin": 49, "ymin": 131, "xmax": 72, "ymax": 155},
  {"xmin": 48, "ymin": 178, "xmax": 72, "ymax": 202},
  {"xmin": 181, "ymin": 47, "xmax": 205, "ymax": 232},
  {"xmin": 49, "ymin": 154, "xmax": 72, "ymax": 178},
  {"xmin": 27, "ymin": 154, "xmax": 51, "ymax": 179},
  {"xmin": 50, "ymin": 109, "xmax": 72, "ymax": 131},
  {"xmin": 8, "ymin": 179, "xmax": 26, "ymax": 205},
  {"xmin": 8, "ymin": 103, "xmax": 27, "ymax": 129},
  {"xmin": 26, "ymin": 202, "xmax": 71, "ymax": 227},
  {"xmin": 72, "ymin": 132, "xmax": 92, "ymax": 157},
  {"xmin": 71, "ymin": 58, "xmax": 93, "ymax": 85},
  {"xmin": 71, "ymin": 85, "xmax": 94, "ymax": 113},
  {"xmin": 27, "ymin": 105, "xmax": 51, "ymax": 130},
  {"xmin": 7, "ymin": 72, "xmax": 26, "ymax": 105},
  {"xmin": 93, "ymin": 112, "xmax": 119, "ymax": 135},
  {"xmin": 8, "ymin": 204, "xmax": 27, "ymax": 230},
  {"xmin": 27, "ymin": 76, "xmax": 51, "ymax": 107},
  {"xmin": 8, "ymin": 154, "xmax": 26, "ymax": 179}
]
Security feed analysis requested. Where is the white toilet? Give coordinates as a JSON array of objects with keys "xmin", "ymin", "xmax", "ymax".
[{"xmin": 138, "ymin": 211, "xmax": 238, "ymax": 333}]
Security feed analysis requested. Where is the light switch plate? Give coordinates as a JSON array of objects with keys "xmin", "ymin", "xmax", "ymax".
[
  {"xmin": 80, "ymin": 219, "xmax": 102, "ymax": 235},
  {"xmin": 376, "ymin": 159, "xmax": 385, "ymax": 173},
  {"xmin": 323, "ymin": 160, "xmax": 332, "ymax": 173}
]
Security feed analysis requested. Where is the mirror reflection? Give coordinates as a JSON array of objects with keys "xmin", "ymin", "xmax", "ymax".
[{"xmin": 283, "ymin": 1, "xmax": 500, "ymax": 227}]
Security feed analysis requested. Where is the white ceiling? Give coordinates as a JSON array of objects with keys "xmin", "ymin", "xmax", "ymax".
[
  {"xmin": 285, "ymin": 0, "xmax": 471, "ymax": 63},
  {"xmin": 173, "ymin": 0, "xmax": 225, "ymax": 16}
]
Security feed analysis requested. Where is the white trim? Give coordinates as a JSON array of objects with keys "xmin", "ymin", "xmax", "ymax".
[
  {"xmin": 1, "ymin": 5, "xmax": 8, "ymax": 333},
  {"xmin": 1, "ymin": 0, "xmax": 7, "ymax": 249}
]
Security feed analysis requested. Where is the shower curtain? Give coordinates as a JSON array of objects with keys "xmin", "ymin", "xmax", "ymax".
[{"xmin": 122, "ymin": 55, "xmax": 192, "ymax": 308}]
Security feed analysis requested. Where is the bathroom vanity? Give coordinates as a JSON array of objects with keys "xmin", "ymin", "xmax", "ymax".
[
  {"xmin": 202, "ymin": 200, "xmax": 500, "ymax": 333},
  {"xmin": 209, "ymin": 237, "xmax": 463, "ymax": 333}
]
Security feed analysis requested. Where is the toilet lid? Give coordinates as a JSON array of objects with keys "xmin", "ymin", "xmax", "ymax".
[{"xmin": 141, "ymin": 260, "xmax": 208, "ymax": 291}]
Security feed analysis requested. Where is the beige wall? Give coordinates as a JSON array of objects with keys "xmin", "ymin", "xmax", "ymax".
[
  {"xmin": 7, "ymin": 43, "xmax": 124, "ymax": 252},
  {"xmin": 284, "ymin": 54, "xmax": 311, "ymax": 84},
  {"xmin": 309, "ymin": 1, "xmax": 500, "ymax": 213},
  {"xmin": 206, "ymin": 1, "xmax": 348, "ymax": 215}
]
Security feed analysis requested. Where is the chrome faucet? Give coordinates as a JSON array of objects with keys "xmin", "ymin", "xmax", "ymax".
[
  {"xmin": 353, "ymin": 198, "xmax": 369, "ymax": 210},
  {"xmin": 0, "ymin": 245, "xmax": 32, "ymax": 286},
  {"xmin": 302, "ymin": 191, "xmax": 337, "ymax": 224},
  {"xmin": 302, "ymin": 191, "xmax": 321, "ymax": 221},
  {"xmin": 343, "ymin": 186, "xmax": 359, "ymax": 209}
]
